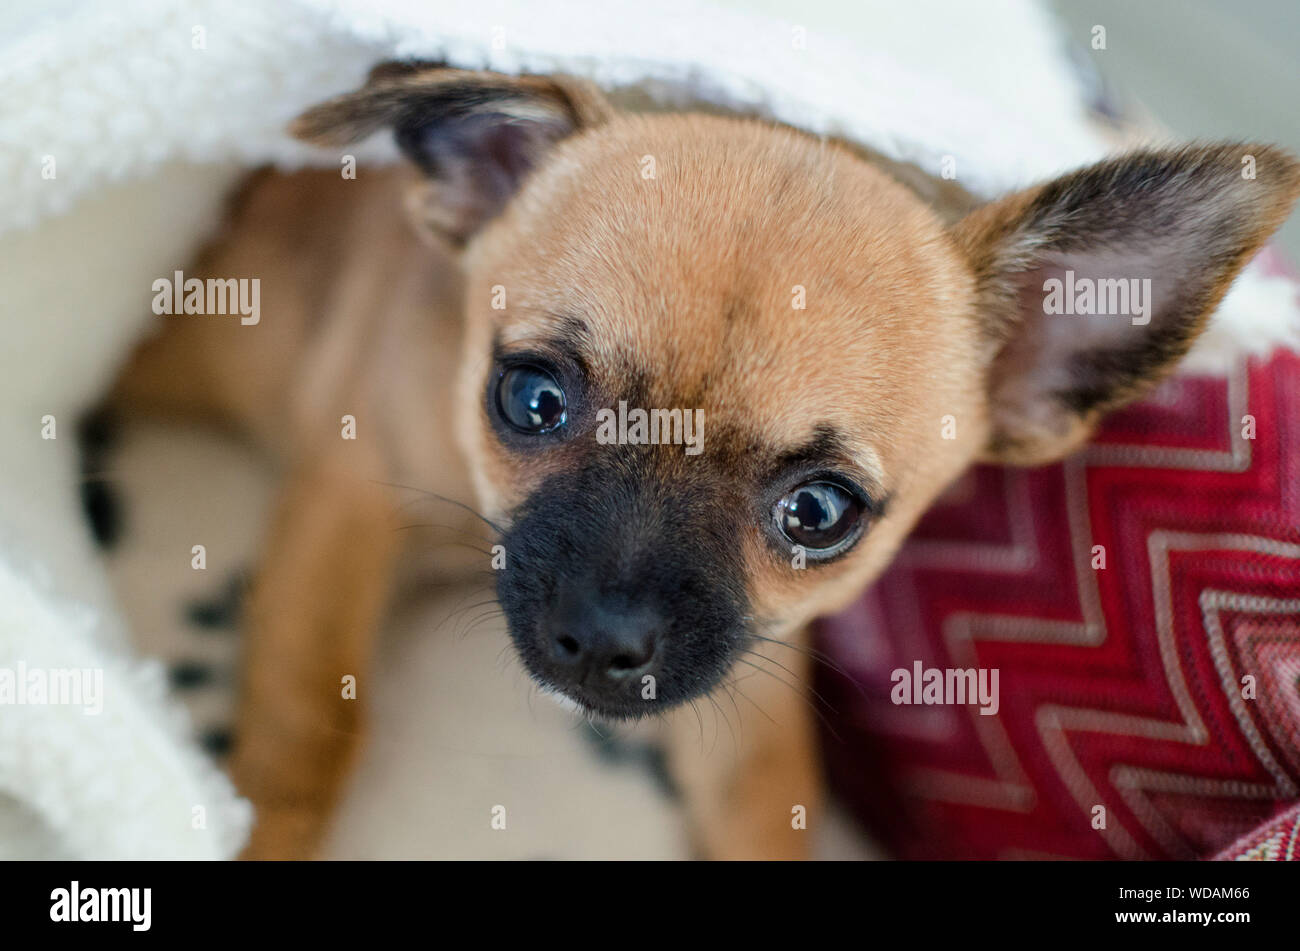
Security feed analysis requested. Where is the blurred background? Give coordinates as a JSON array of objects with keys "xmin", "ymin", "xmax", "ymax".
[{"xmin": 1047, "ymin": 0, "xmax": 1300, "ymax": 259}]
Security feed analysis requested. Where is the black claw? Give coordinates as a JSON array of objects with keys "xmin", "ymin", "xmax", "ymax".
[
  {"xmin": 80, "ymin": 479, "xmax": 123, "ymax": 549},
  {"xmin": 76, "ymin": 410, "xmax": 123, "ymax": 550},
  {"xmin": 199, "ymin": 728, "xmax": 233, "ymax": 756},
  {"xmin": 169, "ymin": 661, "xmax": 217, "ymax": 690},
  {"xmin": 185, "ymin": 571, "xmax": 249, "ymax": 631}
]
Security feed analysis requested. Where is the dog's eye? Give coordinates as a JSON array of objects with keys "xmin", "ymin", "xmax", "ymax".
[
  {"xmin": 775, "ymin": 481, "xmax": 863, "ymax": 552},
  {"xmin": 497, "ymin": 364, "xmax": 567, "ymax": 433}
]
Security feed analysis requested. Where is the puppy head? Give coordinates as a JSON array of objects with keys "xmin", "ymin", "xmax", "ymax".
[{"xmin": 297, "ymin": 65, "xmax": 1300, "ymax": 718}]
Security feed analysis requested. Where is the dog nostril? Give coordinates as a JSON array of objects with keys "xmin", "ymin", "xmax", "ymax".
[
  {"xmin": 555, "ymin": 634, "xmax": 582, "ymax": 658},
  {"xmin": 608, "ymin": 651, "xmax": 645, "ymax": 672},
  {"xmin": 605, "ymin": 637, "xmax": 655, "ymax": 677}
]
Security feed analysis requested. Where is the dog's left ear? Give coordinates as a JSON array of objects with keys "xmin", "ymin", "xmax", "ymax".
[
  {"xmin": 292, "ymin": 63, "xmax": 613, "ymax": 244},
  {"xmin": 952, "ymin": 144, "xmax": 1300, "ymax": 465}
]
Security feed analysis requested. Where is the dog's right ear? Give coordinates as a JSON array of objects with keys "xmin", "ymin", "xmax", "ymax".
[{"xmin": 292, "ymin": 63, "xmax": 613, "ymax": 244}]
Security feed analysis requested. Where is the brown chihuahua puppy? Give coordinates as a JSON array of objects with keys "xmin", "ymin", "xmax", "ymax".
[{"xmin": 110, "ymin": 64, "xmax": 1300, "ymax": 859}]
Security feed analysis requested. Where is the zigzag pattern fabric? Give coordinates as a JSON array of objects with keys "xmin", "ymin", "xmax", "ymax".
[{"xmin": 817, "ymin": 345, "xmax": 1300, "ymax": 860}]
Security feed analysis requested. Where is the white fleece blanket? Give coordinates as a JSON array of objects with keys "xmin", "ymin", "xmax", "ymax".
[{"xmin": 1, "ymin": 0, "xmax": 1295, "ymax": 860}]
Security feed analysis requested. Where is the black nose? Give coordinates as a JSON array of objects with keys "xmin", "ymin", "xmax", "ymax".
[{"xmin": 549, "ymin": 600, "xmax": 660, "ymax": 684}]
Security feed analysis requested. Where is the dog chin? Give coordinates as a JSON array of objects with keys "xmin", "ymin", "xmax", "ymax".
[
  {"xmin": 538, "ymin": 685, "xmax": 590, "ymax": 716},
  {"xmin": 534, "ymin": 682, "xmax": 652, "ymax": 722}
]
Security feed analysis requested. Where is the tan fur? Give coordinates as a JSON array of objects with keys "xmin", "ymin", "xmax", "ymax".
[
  {"xmin": 106, "ymin": 68, "xmax": 1300, "ymax": 859},
  {"xmin": 111, "ymin": 167, "xmax": 482, "ymax": 857},
  {"xmin": 662, "ymin": 625, "xmax": 823, "ymax": 860}
]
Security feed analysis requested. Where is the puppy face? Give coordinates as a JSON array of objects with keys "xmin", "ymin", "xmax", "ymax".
[
  {"xmin": 454, "ymin": 117, "xmax": 989, "ymax": 715},
  {"xmin": 297, "ymin": 65, "xmax": 1300, "ymax": 718}
]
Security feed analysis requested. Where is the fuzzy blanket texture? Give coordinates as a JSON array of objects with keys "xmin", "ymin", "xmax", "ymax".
[{"xmin": 1, "ymin": 0, "xmax": 1296, "ymax": 859}]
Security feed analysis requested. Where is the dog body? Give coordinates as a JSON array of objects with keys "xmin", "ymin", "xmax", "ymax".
[
  {"xmin": 109, "ymin": 66, "xmax": 1300, "ymax": 858},
  {"xmin": 113, "ymin": 166, "xmax": 484, "ymax": 855}
]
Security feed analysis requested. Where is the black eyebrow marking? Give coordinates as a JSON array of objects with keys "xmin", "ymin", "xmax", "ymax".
[
  {"xmin": 771, "ymin": 422, "xmax": 891, "ymax": 515},
  {"xmin": 550, "ymin": 316, "xmax": 594, "ymax": 378},
  {"xmin": 774, "ymin": 423, "xmax": 850, "ymax": 470},
  {"xmin": 554, "ymin": 314, "xmax": 590, "ymax": 342},
  {"xmin": 492, "ymin": 315, "xmax": 593, "ymax": 377}
]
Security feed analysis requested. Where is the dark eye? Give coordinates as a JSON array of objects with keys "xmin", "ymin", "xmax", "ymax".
[
  {"xmin": 497, "ymin": 364, "xmax": 567, "ymax": 433},
  {"xmin": 775, "ymin": 481, "xmax": 864, "ymax": 552}
]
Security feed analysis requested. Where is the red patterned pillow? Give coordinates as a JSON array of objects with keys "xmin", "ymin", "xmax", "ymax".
[{"xmin": 816, "ymin": 341, "xmax": 1300, "ymax": 860}]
